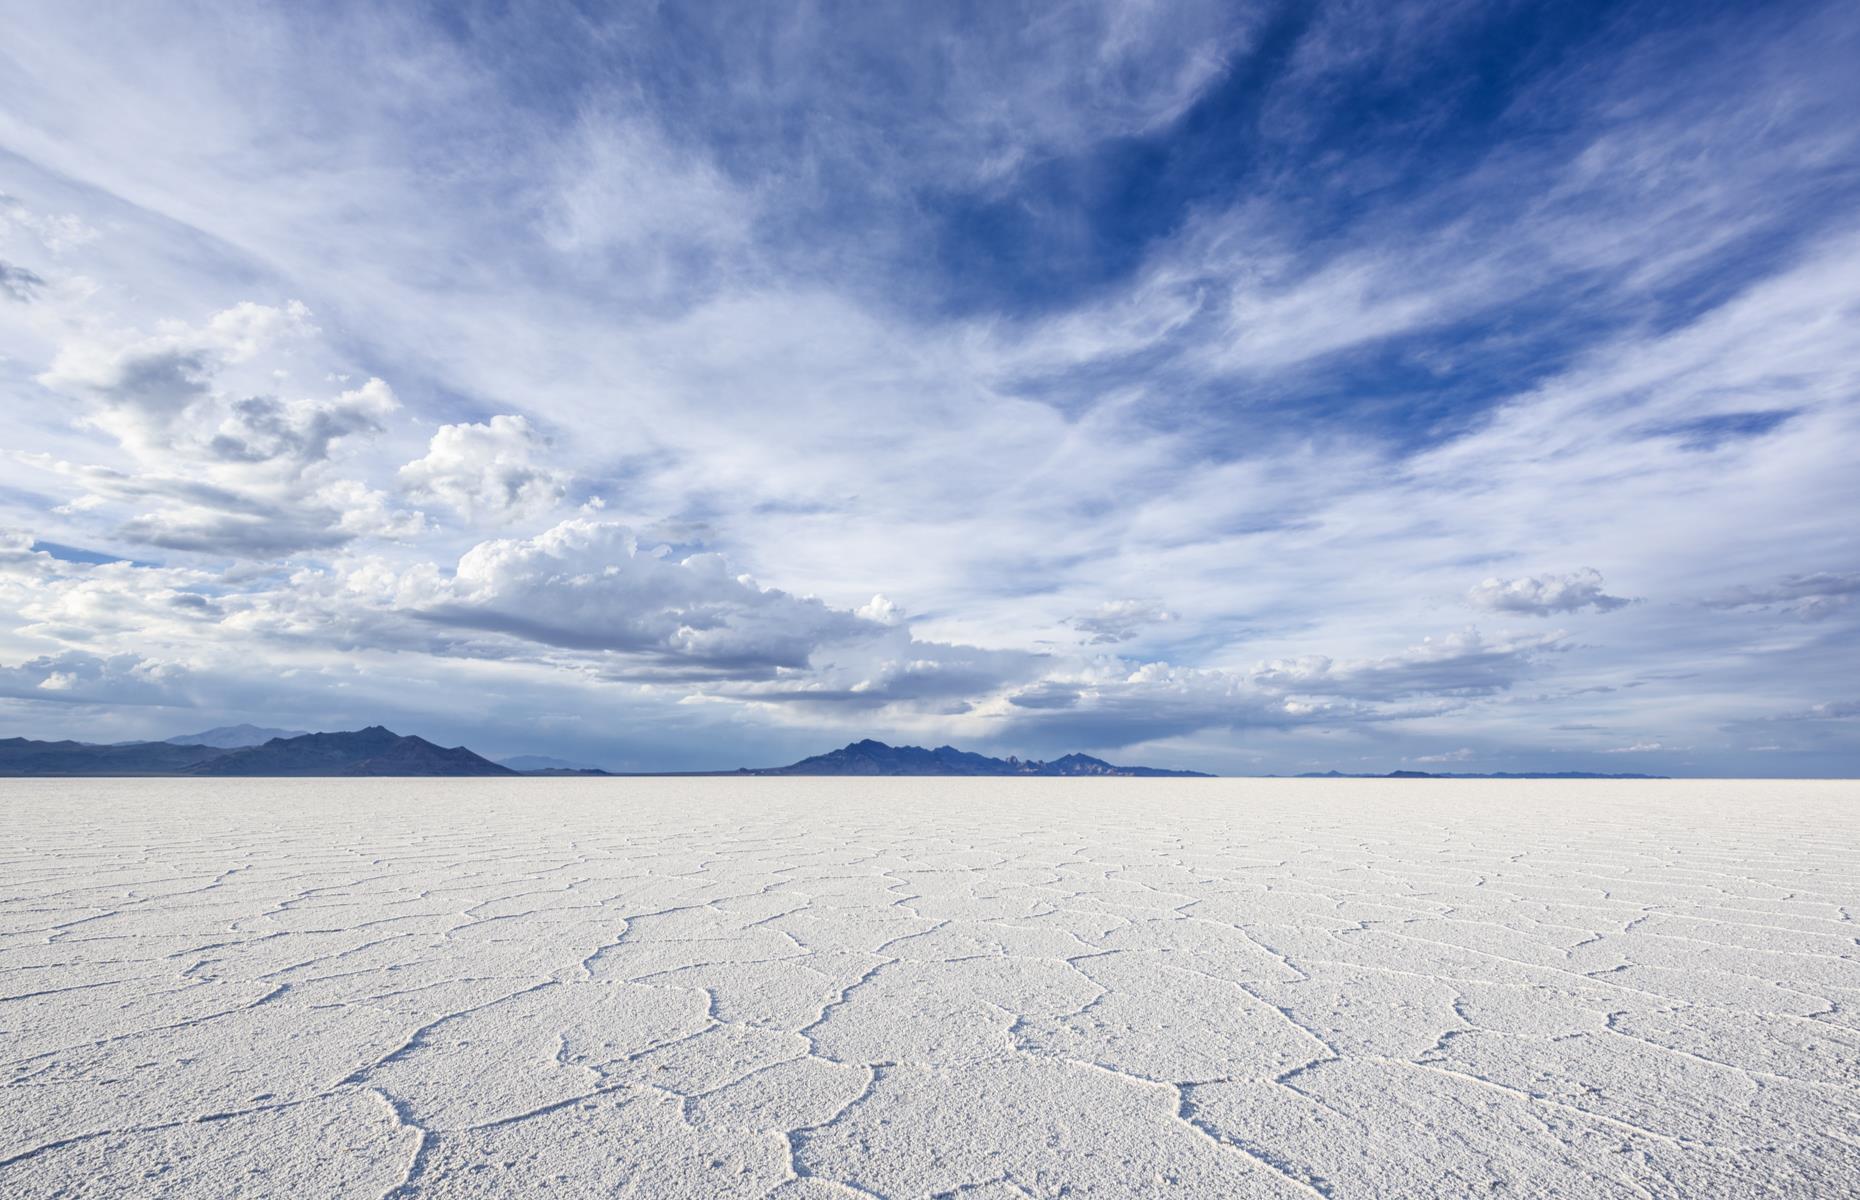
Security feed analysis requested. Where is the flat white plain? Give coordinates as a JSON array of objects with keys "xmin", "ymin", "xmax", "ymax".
[{"xmin": 2, "ymin": 778, "xmax": 1857, "ymax": 1198}]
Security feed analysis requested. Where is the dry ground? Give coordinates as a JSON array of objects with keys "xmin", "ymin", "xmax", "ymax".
[{"xmin": 3, "ymin": 778, "xmax": 1857, "ymax": 1197}]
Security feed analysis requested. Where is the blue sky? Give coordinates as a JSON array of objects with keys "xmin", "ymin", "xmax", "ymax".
[{"xmin": 1, "ymin": 0, "xmax": 1857, "ymax": 774}]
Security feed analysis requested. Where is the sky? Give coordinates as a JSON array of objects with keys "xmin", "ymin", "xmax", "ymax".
[{"xmin": 1, "ymin": 0, "xmax": 1857, "ymax": 776}]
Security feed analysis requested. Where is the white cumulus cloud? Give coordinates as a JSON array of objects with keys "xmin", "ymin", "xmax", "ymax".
[
  {"xmin": 399, "ymin": 414, "xmax": 568, "ymax": 523},
  {"xmin": 1469, "ymin": 569, "xmax": 1631, "ymax": 616},
  {"xmin": 407, "ymin": 518, "xmax": 881, "ymax": 674}
]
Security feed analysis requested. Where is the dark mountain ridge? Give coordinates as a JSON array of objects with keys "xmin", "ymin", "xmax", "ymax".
[
  {"xmin": 743, "ymin": 739, "xmax": 1209, "ymax": 777},
  {"xmin": 194, "ymin": 727, "xmax": 514, "ymax": 776},
  {"xmin": 0, "ymin": 727, "xmax": 513, "ymax": 777}
]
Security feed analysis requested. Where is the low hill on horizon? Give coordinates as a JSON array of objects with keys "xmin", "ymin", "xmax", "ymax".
[
  {"xmin": 498, "ymin": 754, "xmax": 610, "ymax": 774},
  {"xmin": 1293, "ymin": 769, "xmax": 1669, "ymax": 780}
]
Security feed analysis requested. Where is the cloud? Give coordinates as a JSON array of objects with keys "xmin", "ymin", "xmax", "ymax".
[
  {"xmin": 0, "ymin": 541, "xmax": 232, "ymax": 648},
  {"xmin": 0, "ymin": 192, "xmax": 99, "ymax": 252},
  {"xmin": 399, "ymin": 414, "xmax": 568, "ymax": 523},
  {"xmin": 30, "ymin": 303, "xmax": 425, "ymax": 557},
  {"xmin": 41, "ymin": 301, "xmax": 312, "ymax": 420},
  {"xmin": 74, "ymin": 475, "xmax": 422, "ymax": 557},
  {"xmin": 403, "ymin": 518, "xmax": 874, "ymax": 672},
  {"xmin": 1251, "ymin": 629, "xmax": 1570, "ymax": 701},
  {"xmin": 993, "ymin": 627, "xmax": 1566, "ymax": 749},
  {"xmin": 0, "ymin": 260, "xmax": 45, "ymax": 302},
  {"xmin": 203, "ymin": 382, "xmax": 397, "ymax": 468},
  {"xmin": 855, "ymin": 594, "xmax": 902, "ymax": 625},
  {"xmin": 232, "ymin": 519, "xmax": 1050, "ymax": 712},
  {"xmin": 412, "ymin": 520, "xmax": 1030, "ymax": 706},
  {"xmin": 0, "ymin": 651, "xmax": 191, "ymax": 707},
  {"xmin": 725, "ymin": 638, "xmax": 1042, "ymax": 711},
  {"xmin": 1786, "ymin": 700, "xmax": 1860, "ymax": 721},
  {"xmin": 541, "ymin": 114, "xmax": 756, "ymax": 294},
  {"xmin": 1469, "ymin": 570, "xmax": 1631, "ymax": 616},
  {"xmin": 1600, "ymin": 741, "xmax": 1664, "ymax": 754},
  {"xmin": 0, "ymin": 520, "xmax": 1049, "ymax": 726},
  {"xmin": 115, "ymin": 506, "xmax": 352, "ymax": 558},
  {"xmin": 1641, "ymin": 410, "xmax": 1800, "ymax": 451},
  {"xmin": 1072, "ymin": 599, "xmax": 1178, "ymax": 644},
  {"xmin": 1704, "ymin": 572, "xmax": 1860, "ymax": 621},
  {"xmin": 995, "ymin": 662, "xmax": 1326, "ymax": 749}
]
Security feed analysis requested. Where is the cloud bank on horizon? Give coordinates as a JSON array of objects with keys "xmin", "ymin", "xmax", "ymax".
[{"xmin": 1, "ymin": 1, "xmax": 1856, "ymax": 775}]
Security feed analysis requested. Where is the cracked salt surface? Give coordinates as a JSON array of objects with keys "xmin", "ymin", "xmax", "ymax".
[{"xmin": 2, "ymin": 779, "xmax": 1857, "ymax": 1198}]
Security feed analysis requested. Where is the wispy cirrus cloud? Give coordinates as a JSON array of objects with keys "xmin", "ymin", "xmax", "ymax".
[
  {"xmin": 0, "ymin": 260, "xmax": 45, "ymax": 302},
  {"xmin": 1704, "ymin": 573, "xmax": 1860, "ymax": 622}
]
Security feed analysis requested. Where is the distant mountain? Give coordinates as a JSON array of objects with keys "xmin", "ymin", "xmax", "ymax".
[
  {"xmin": 165, "ymin": 723, "xmax": 310, "ymax": 749},
  {"xmin": 498, "ymin": 754, "xmax": 608, "ymax": 773},
  {"xmin": 517, "ymin": 767, "xmax": 614, "ymax": 776},
  {"xmin": 745, "ymin": 739, "xmax": 1209, "ymax": 777},
  {"xmin": 195, "ymin": 727, "xmax": 516, "ymax": 776},
  {"xmin": 0, "ymin": 737, "xmax": 229, "ymax": 776},
  {"xmin": 1294, "ymin": 769, "xmax": 1668, "ymax": 780}
]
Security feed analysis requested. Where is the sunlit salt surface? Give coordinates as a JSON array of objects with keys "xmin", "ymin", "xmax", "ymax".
[{"xmin": 3, "ymin": 778, "xmax": 1857, "ymax": 1198}]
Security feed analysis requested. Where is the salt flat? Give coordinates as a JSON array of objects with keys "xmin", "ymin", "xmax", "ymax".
[{"xmin": 2, "ymin": 779, "xmax": 1856, "ymax": 1199}]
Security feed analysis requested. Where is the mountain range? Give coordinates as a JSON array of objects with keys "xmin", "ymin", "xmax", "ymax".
[{"xmin": 0, "ymin": 729, "xmax": 1662, "ymax": 779}]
